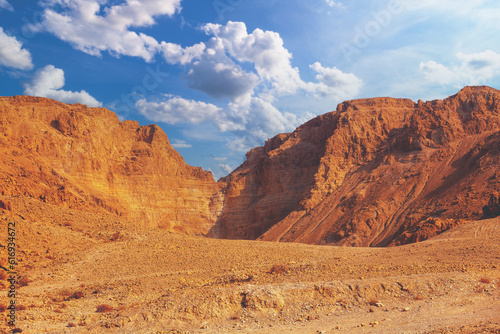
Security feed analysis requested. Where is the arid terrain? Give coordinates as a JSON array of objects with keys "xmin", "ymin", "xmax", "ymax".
[
  {"xmin": 0, "ymin": 87, "xmax": 499, "ymax": 333},
  {"xmin": 0, "ymin": 196, "xmax": 499, "ymax": 333}
]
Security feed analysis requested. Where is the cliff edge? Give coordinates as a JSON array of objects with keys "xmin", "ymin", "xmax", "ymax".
[{"xmin": 0, "ymin": 96, "xmax": 223, "ymax": 234}]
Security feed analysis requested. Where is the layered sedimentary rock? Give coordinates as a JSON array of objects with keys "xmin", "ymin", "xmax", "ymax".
[
  {"xmin": 2, "ymin": 87, "xmax": 500, "ymax": 246},
  {"xmin": 218, "ymin": 86, "xmax": 500, "ymax": 246},
  {"xmin": 0, "ymin": 96, "xmax": 223, "ymax": 234}
]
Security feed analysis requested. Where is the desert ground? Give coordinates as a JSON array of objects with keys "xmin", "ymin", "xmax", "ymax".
[{"xmin": 0, "ymin": 196, "xmax": 498, "ymax": 334}]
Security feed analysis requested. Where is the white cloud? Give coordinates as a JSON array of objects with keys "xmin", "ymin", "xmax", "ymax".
[
  {"xmin": 0, "ymin": 27, "xmax": 33, "ymax": 70},
  {"xmin": 160, "ymin": 34, "xmax": 259, "ymax": 102},
  {"xmin": 203, "ymin": 21, "xmax": 304, "ymax": 95},
  {"xmin": 226, "ymin": 137, "xmax": 252, "ymax": 152},
  {"xmin": 240, "ymin": 97, "xmax": 300, "ymax": 139},
  {"xmin": 420, "ymin": 50, "xmax": 500, "ymax": 86},
  {"xmin": 23, "ymin": 65, "xmax": 102, "ymax": 107},
  {"xmin": 153, "ymin": 21, "xmax": 362, "ymax": 152},
  {"xmin": 420, "ymin": 61, "xmax": 459, "ymax": 85},
  {"xmin": 210, "ymin": 162, "xmax": 234, "ymax": 180},
  {"xmin": 0, "ymin": 0, "xmax": 13, "ymax": 11},
  {"xmin": 171, "ymin": 139, "xmax": 192, "ymax": 149},
  {"xmin": 136, "ymin": 94, "xmax": 310, "ymax": 152},
  {"xmin": 226, "ymin": 97, "xmax": 312, "ymax": 151},
  {"xmin": 160, "ymin": 42, "xmax": 206, "ymax": 65},
  {"xmin": 196, "ymin": 22, "xmax": 361, "ymax": 101},
  {"xmin": 187, "ymin": 59, "xmax": 259, "ymax": 101},
  {"xmin": 218, "ymin": 164, "xmax": 233, "ymax": 174},
  {"xmin": 458, "ymin": 51, "xmax": 500, "ymax": 74},
  {"xmin": 39, "ymin": 0, "xmax": 181, "ymax": 61},
  {"xmin": 325, "ymin": 0, "xmax": 342, "ymax": 7},
  {"xmin": 308, "ymin": 62, "xmax": 363, "ymax": 100},
  {"xmin": 136, "ymin": 96, "xmax": 242, "ymax": 132}
]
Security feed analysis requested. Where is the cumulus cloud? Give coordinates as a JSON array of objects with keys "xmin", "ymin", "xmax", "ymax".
[
  {"xmin": 160, "ymin": 32, "xmax": 260, "ymax": 102},
  {"xmin": 218, "ymin": 164, "xmax": 233, "ymax": 174},
  {"xmin": 190, "ymin": 22, "xmax": 361, "ymax": 101},
  {"xmin": 226, "ymin": 97, "xmax": 313, "ymax": 151},
  {"xmin": 420, "ymin": 50, "xmax": 500, "ymax": 86},
  {"xmin": 325, "ymin": 0, "xmax": 342, "ymax": 7},
  {"xmin": 136, "ymin": 94, "xmax": 311, "ymax": 152},
  {"xmin": 187, "ymin": 59, "xmax": 259, "ymax": 101},
  {"xmin": 153, "ymin": 21, "xmax": 362, "ymax": 152},
  {"xmin": 0, "ymin": 0, "xmax": 13, "ymax": 11},
  {"xmin": 210, "ymin": 163, "xmax": 234, "ymax": 180},
  {"xmin": 203, "ymin": 21, "xmax": 304, "ymax": 95},
  {"xmin": 308, "ymin": 62, "xmax": 363, "ymax": 100},
  {"xmin": 171, "ymin": 139, "xmax": 192, "ymax": 149},
  {"xmin": 23, "ymin": 65, "xmax": 102, "ymax": 107},
  {"xmin": 39, "ymin": 0, "xmax": 181, "ymax": 61},
  {"xmin": 420, "ymin": 61, "xmax": 459, "ymax": 85},
  {"xmin": 0, "ymin": 27, "xmax": 33, "ymax": 70},
  {"xmin": 136, "ymin": 96, "xmax": 242, "ymax": 132},
  {"xmin": 160, "ymin": 42, "xmax": 206, "ymax": 65},
  {"xmin": 238, "ymin": 97, "xmax": 300, "ymax": 139},
  {"xmin": 159, "ymin": 21, "xmax": 361, "ymax": 106}
]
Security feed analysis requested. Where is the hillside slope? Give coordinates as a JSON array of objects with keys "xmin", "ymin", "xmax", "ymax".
[
  {"xmin": 1, "ymin": 195, "xmax": 499, "ymax": 333},
  {"xmin": 2, "ymin": 87, "xmax": 500, "ymax": 245},
  {"xmin": 218, "ymin": 86, "xmax": 500, "ymax": 246},
  {"xmin": 0, "ymin": 96, "xmax": 223, "ymax": 234}
]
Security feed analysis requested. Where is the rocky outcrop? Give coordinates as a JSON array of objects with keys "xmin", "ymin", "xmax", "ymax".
[
  {"xmin": 483, "ymin": 193, "xmax": 500, "ymax": 219},
  {"xmin": 218, "ymin": 86, "xmax": 500, "ymax": 246},
  {"xmin": 2, "ymin": 87, "xmax": 500, "ymax": 246},
  {"xmin": 0, "ymin": 96, "xmax": 223, "ymax": 234}
]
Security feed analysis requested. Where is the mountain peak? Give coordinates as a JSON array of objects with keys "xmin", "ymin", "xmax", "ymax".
[
  {"xmin": 2, "ymin": 87, "xmax": 500, "ymax": 246},
  {"xmin": 217, "ymin": 86, "xmax": 500, "ymax": 246}
]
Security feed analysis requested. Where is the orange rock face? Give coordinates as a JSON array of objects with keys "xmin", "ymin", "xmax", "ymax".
[
  {"xmin": 2, "ymin": 87, "xmax": 500, "ymax": 246},
  {"xmin": 0, "ymin": 96, "xmax": 223, "ymax": 234},
  {"xmin": 219, "ymin": 86, "xmax": 500, "ymax": 246}
]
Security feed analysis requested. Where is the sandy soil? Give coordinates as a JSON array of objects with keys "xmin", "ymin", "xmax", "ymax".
[{"xmin": 0, "ymin": 196, "xmax": 499, "ymax": 333}]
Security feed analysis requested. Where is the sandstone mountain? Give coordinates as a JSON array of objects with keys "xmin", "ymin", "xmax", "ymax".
[
  {"xmin": 1, "ymin": 87, "xmax": 500, "ymax": 246},
  {"xmin": 1, "ymin": 89, "xmax": 499, "ymax": 334},
  {"xmin": 218, "ymin": 86, "xmax": 500, "ymax": 246},
  {"xmin": 0, "ymin": 96, "xmax": 223, "ymax": 235}
]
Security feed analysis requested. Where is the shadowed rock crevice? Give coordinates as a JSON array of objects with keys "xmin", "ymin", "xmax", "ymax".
[{"xmin": 482, "ymin": 193, "xmax": 500, "ymax": 219}]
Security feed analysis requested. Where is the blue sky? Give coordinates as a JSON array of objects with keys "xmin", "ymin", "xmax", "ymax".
[{"xmin": 1, "ymin": 0, "xmax": 500, "ymax": 179}]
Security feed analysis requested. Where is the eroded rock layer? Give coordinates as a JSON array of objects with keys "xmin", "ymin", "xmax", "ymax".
[
  {"xmin": 218, "ymin": 86, "xmax": 500, "ymax": 246},
  {"xmin": 2, "ymin": 87, "xmax": 500, "ymax": 246},
  {"xmin": 0, "ymin": 96, "xmax": 223, "ymax": 234}
]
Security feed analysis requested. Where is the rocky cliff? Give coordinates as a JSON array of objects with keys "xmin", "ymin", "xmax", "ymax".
[
  {"xmin": 2, "ymin": 87, "xmax": 500, "ymax": 246},
  {"xmin": 0, "ymin": 96, "xmax": 223, "ymax": 234},
  {"xmin": 218, "ymin": 86, "xmax": 500, "ymax": 246}
]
